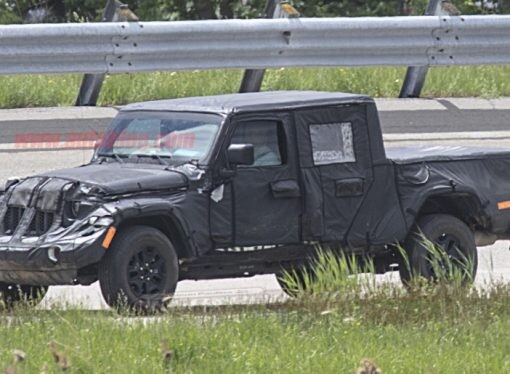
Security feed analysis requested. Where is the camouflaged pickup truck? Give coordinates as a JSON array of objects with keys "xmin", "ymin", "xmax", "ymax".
[{"xmin": 1, "ymin": 91, "xmax": 508, "ymax": 309}]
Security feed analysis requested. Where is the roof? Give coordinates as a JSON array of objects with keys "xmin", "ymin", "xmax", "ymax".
[{"xmin": 121, "ymin": 91, "xmax": 372, "ymax": 114}]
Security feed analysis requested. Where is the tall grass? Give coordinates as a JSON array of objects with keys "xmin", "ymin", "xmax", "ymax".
[
  {"xmin": 280, "ymin": 237, "xmax": 477, "ymax": 300},
  {"xmin": 0, "ymin": 65, "xmax": 508, "ymax": 109}
]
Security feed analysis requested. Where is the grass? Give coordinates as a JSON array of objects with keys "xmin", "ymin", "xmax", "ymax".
[
  {"xmin": 1, "ymin": 285, "xmax": 510, "ymax": 373},
  {"xmin": 1, "ymin": 243, "xmax": 509, "ymax": 372},
  {"xmin": 0, "ymin": 65, "xmax": 509, "ymax": 109}
]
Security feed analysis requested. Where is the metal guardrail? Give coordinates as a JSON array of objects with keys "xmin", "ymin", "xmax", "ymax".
[
  {"xmin": 400, "ymin": 0, "xmax": 442, "ymax": 98},
  {"xmin": 75, "ymin": 0, "xmax": 125, "ymax": 106},
  {"xmin": 0, "ymin": 15, "xmax": 509, "ymax": 76}
]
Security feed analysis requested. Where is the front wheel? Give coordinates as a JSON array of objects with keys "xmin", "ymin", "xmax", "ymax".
[
  {"xmin": 0, "ymin": 283, "xmax": 48, "ymax": 308},
  {"xmin": 98, "ymin": 226, "xmax": 179, "ymax": 311},
  {"xmin": 399, "ymin": 214, "xmax": 478, "ymax": 286}
]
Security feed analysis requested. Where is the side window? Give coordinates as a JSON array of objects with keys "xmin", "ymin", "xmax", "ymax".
[
  {"xmin": 230, "ymin": 120, "xmax": 285, "ymax": 167},
  {"xmin": 309, "ymin": 122, "xmax": 355, "ymax": 165}
]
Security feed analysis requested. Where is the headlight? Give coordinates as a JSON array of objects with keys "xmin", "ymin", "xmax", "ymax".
[{"xmin": 68, "ymin": 201, "xmax": 97, "ymax": 219}]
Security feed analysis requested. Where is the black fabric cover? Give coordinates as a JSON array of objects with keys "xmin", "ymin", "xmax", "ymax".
[
  {"xmin": 395, "ymin": 155, "xmax": 510, "ymax": 234},
  {"xmin": 41, "ymin": 164, "xmax": 188, "ymax": 195},
  {"xmin": 387, "ymin": 146, "xmax": 510, "ymax": 164},
  {"xmin": 232, "ymin": 166, "xmax": 300, "ymax": 246},
  {"xmin": 36, "ymin": 178, "xmax": 71, "ymax": 212},
  {"xmin": 8, "ymin": 178, "xmax": 43, "ymax": 207},
  {"xmin": 295, "ymin": 104, "xmax": 373, "ymax": 243},
  {"xmin": 270, "ymin": 179, "xmax": 301, "ymax": 198},
  {"xmin": 210, "ymin": 183, "xmax": 233, "ymax": 246},
  {"xmin": 122, "ymin": 91, "xmax": 372, "ymax": 115},
  {"xmin": 335, "ymin": 178, "xmax": 364, "ymax": 197}
]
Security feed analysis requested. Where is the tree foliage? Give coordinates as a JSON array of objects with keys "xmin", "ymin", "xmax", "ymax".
[{"xmin": 0, "ymin": 0, "xmax": 507, "ymax": 24}]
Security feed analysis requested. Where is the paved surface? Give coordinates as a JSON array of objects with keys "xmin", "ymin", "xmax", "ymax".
[
  {"xmin": 0, "ymin": 97, "xmax": 509, "ymax": 148},
  {"xmin": 40, "ymin": 241, "xmax": 510, "ymax": 310}
]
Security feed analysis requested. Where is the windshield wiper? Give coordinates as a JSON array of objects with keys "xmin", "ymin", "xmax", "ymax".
[
  {"xmin": 97, "ymin": 153, "xmax": 125, "ymax": 164},
  {"xmin": 134, "ymin": 154, "xmax": 172, "ymax": 166}
]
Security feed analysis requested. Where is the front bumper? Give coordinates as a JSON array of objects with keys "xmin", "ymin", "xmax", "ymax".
[{"xmin": 0, "ymin": 230, "xmax": 107, "ymax": 285}]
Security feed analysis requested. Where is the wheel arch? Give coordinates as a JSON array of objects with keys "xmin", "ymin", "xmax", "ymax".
[
  {"xmin": 115, "ymin": 214, "xmax": 194, "ymax": 259},
  {"xmin": 414, "ymin": 191, "xmax": 487, "ymax": 231}
]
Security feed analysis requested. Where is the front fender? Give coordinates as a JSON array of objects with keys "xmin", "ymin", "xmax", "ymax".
[{"xmin": 105, "ymin": 192, "xmax": 211, "ymax": 257}]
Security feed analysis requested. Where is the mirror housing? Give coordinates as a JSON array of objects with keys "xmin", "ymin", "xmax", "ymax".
[{"xmin": 228, "ymin": 144, "xmax": 254, "ymax": 166}]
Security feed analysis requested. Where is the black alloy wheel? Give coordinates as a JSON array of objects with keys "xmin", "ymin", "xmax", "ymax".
[
  {"xmin": 127, "ymin": 246, "xmax": 168, "ymax": 297},
  {"xmin": 98, "ymin": 226, "xmax": 179, "ymax": 311}
]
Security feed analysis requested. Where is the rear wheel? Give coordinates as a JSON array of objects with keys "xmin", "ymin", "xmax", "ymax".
[
  {"xmin": 98, "ymin": 226, "xmax": 179, "ymax": 311},
  {"xmin": 0, "ymin": 283, "xmax": 48, "ymax": 308},
  {"xmin": 399, "ymin": 214, "xmax": 477, "ymax": 286}
]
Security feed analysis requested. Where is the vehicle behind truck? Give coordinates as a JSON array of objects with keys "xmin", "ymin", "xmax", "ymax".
[{"xmin": 1, "ymin": 91, "xmax": 509, "ymax": 309}]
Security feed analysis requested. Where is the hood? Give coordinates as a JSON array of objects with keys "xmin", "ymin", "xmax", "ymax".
[{"xmin": 38, "ymin": 163, "xmax": 188, "ymax": 195}]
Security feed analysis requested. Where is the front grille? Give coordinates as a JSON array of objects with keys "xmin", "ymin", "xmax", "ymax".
[
  {"xmin": 3, "ymin": 206, "xmax": 25, "ymax": 235},
  {"xmin": 28, "ymin": 210, "xmax": 55, "ymax": 236}
]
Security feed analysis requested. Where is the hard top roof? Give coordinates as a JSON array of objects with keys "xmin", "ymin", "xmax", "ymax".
[{"xmin": 121, "ymin": 91, "xmax": 372, "ymax": 114}]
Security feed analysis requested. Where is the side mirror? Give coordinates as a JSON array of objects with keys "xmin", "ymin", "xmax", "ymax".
[{"xmin": 228, "ymin": 144, "xmax": 254, "ymax": 166}]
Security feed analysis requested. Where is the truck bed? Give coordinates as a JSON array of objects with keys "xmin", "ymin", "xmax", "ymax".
[
  {"xmin": 386, "ymin": 146, "xmax": 510, "ymax": 164},
  {"xmin": 387, "ymin": 145, "xmax": 510, "ymax": 238}
]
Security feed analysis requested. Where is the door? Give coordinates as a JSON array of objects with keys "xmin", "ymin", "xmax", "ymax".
[
  {"xmin": 227, "ymin": 114, "xmax": 301, "ymax": 246},
  {"xmin": 295, "ymin": 105, "xmax": 373, "ymax": 245}
]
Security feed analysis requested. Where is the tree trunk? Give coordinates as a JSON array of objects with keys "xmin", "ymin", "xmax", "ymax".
[
  {"xmin": 219, "ymin": 0, "xmax": 236, "ymax": 18},
  {"xmin": 48, "ymin": 0, "xmax": 66, "ymax": 21},
  {"xmin": 193, "ymin": 0, "xmax": 217, "ymax": 19}
]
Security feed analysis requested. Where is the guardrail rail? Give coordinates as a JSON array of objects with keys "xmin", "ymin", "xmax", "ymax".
[{"xmin": 0, "ymin": 15, "xmax": 509, "ymax": 75}]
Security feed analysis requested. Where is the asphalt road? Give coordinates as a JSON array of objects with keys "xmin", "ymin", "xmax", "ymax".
[{"xmin": 39, "ymin": 241, "xmax": 510, "ymax": 310}]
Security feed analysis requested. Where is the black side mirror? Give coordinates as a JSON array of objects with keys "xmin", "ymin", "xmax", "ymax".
[{"xmin": 228, "ymin": 144, "xmax": 254, "ymax": 166}]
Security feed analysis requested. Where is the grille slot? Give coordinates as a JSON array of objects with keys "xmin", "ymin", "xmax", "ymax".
[
  {"xmin": 28, "ymin": 210, "xmax": 55, "ymax": 236},
  {"xmin": 3, "ymin": 206, "xmax": 25, "ymax": 235}
]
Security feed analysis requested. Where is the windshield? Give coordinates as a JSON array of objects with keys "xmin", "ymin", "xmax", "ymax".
[{"xmin": 97, "ymin": 111, "xmax": 223, "ymax": 163}]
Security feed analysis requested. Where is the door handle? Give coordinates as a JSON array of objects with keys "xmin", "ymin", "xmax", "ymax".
[
  {"xmin": 270, "ymin": 179, "xmax": 301, "ymax": 198},
  {"xmin": 335, "ymin": 178, "xmax": 364, "ymax": 197}
]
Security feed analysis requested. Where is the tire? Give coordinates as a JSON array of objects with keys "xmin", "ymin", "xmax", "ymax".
[
  {"xmin": 399, "ymin": 214, "xmax": 478, "ymax": 286},
  {"xmin": 0, "ymin": 283, "xmax": 48, "ymax": 308},
  {"xmin": 98, "ymin": 226, "xmax": 179, "ymax": 311}
]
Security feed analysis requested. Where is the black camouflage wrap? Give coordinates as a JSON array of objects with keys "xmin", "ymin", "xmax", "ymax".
[{"xmin": 0, "ymin": 91, "xmax": 509, "ymax": 285}]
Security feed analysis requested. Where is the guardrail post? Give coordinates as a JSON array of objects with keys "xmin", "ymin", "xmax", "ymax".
[
  {"xmin": 75, "ymin": 0, "xmax": 124, "ymax": 106},
  {"xmin": 399, "ymin": 0, "xmax": 441, "ymax": 98},
  {"xmin": 239, "ymin": 0, "xmax": 282, "ymax": 93}
]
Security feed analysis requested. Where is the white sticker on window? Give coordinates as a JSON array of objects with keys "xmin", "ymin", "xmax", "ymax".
[{"xmin": 310, "ymin": 122, "xmax": 355, "ymax": 165}]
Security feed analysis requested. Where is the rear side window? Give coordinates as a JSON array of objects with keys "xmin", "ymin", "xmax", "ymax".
[
  {"xmin": 230, "ymin": 121, "xmax": 284, "ymax": 167},
  {"xmin": 309, "ymin": 122, "xmax": 355, "ymax": 165}
]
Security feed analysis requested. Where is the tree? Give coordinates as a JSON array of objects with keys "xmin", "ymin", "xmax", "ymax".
[{"xmin": 1, "ymin": 0, "xmax": 507, "ymax": 25}]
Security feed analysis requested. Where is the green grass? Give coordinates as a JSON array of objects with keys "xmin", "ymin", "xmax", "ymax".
[
  {"xmin": 0, "ymin": 65, "xmax": 509, "ymax": 109},
  {"xmin": 1, "ymin": 244, "xmax": 509, "ymax": 373},
  {"xmin": 1, "ymin": 285, "xmax": 510, "ymax": 373}
]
